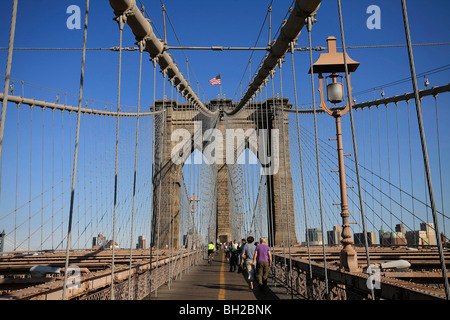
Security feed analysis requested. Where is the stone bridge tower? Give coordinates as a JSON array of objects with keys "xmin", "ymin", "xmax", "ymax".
[{"xmin": 151, "ymin": 98, "xmax": 297, "ymax": 248}]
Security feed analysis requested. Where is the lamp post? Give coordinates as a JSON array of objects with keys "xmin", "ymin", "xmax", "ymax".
[
  {"xmin": 189, "ymin": 193, "xmax": 200, "ymax": 249},
  {"xmin": 189, "ymin": 193, "xmax": 200, "ymax": 214},
  {"xmin": 309, "ymin": 36, "xmax": 360, "ymax": 272}
]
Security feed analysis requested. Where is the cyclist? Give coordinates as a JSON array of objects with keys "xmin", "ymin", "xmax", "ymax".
[{"xmin": 207, "ymin": 242, "xmax": 215, "ymax": 263}]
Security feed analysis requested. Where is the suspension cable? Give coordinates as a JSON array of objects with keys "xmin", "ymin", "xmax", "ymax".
[
  {"xmin": 127, "ymin": 39, "xmax": 144, "ymax": 299},
  {"xmin": 0, "ymin": 0, "xmax": 18, "ymax": 205},
  {"xmin": 337, "ymin": 0, "xmax": 374, "ymax": 299},
  {"xmin": 62, "ymin": 0, "xmax": 89, "ymax": 300},
  {"xmin": 232, "ymin": 1, "xmax": 274, "ymax": 101},
  {"xmin": 148, "ymin": 57, "xmax": 157, "ymax": 299},
  {"xmin": 433, "ymin": 95, "xmax": 446, "ymax": 237},
  {"xmin": 110, "ymin": 12, "xmax": 124, "ymax": 300},
  {"xmin": 290, "ymin": 41, "xmax": 314, "ymax": 299},
  {"xmin": 307, "ymin": 15, "xmax": 329, "ymax": 299},
  {"xmin": 400, "ymin": 0, "xmax": 449, "ymax": 300},
  {"xmin": 385, "ymin": 105, "xmax": 393, "ymax": 231},
  {"xmin": 278, "ymin": 61, "xmax": 294, "ymax": 298}
]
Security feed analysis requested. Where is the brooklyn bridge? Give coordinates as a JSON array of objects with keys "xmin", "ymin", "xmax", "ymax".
[{"xmin": 0, "ymin": 0, "xmax": 449, "ymax": 307}]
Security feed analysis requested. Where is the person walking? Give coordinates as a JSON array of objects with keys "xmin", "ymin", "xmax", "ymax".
[
  {"xmin": 252, "ymin": 238, "xmax": 272, "ymax": 290},
  {"xmin": 237, "ymin": 239, "xmax": 246, "ymax": 273},
  {"xmin": 224, "ymin": 242, "xmax": 230, "ymax": 262},
  {"xmin": 229, "ymin": 244, "xmax": 238, "ymax": 272},
  {"xmin": 241, "ymin": 236, "xmax": 256, "ymax": 290}
]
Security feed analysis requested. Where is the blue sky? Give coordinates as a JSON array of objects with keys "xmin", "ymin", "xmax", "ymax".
[
  {"xmin": 2, "ymin": 0, "xmax": 448, "ymax": 147},
  {"xmin": 0, "ymin": 0, "xmax": 450, "ymax": 248},
  {"xmin": 0, "ymin": 0, "xmax": 449, "ymax": 106}
]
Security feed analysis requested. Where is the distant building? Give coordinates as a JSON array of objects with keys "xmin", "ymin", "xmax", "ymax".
[
  {"xmin": 0, "ymin": 230, "xmax": 5, "ymax": 252},
  {"xmin": 406, "ymin": 230, "xmax": 428, "ymax": 246},
  {"xmin": 395, "ymin": 224, "xmax": 405, "ymax": 234},
  {"xmin": 420, "ymin": 223, "xmax": 436, "ymax": 245},
  {"xmin": 104, "ymin": 240, "xmax": 119, "ymax": 249},
  {"xmin": 136, "ymin": 235, "xmax": 147, "ymax": 249},
  {"xmin": 304, "ymin": 228, "xmax": 323, "ymax": 246},
  {"xmin": 380, "ymin": 230, "xmax": 407, "ymax": 246},
  {"xmin": 327, "ymin": 226, "xmax": 341, "ymax": 246},
  {"xmin": 93, "ymin": 232, "xmax": 107, "ymax": 248},
  {"xmin": 405, "ymin": 223, "xmax": 436, "ymax": 246},
  {"xmin": 354, "ymin": 231, "xmax": 377, "ymax": 246}
]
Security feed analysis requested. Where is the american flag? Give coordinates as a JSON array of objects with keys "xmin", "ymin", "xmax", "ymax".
[{"xmin": 209, "ymin": 74, "xmax": 221, "ymax": 86}]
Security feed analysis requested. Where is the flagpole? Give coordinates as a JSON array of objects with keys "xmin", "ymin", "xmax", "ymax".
[{"xmin": 220, "ymin": 73, "xmax": 222, "ymax": 98}]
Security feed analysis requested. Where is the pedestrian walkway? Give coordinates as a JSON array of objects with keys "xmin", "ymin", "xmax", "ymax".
[{"xmin": 148, "ymin": 250, "xmax": 292, "ymax": 300}]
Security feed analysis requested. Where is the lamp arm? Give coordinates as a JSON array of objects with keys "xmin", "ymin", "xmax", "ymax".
[
  {"xmin": 317, "ymin": 73, "xmax": 334, "ymax": 116},
  {"xmin": 339, "ymin": 73, "xmax": 352, "ymax": 116}
]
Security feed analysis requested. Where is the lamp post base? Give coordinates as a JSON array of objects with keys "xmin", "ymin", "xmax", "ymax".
[{"xmin": 340, "ymin": 246, "xmax": 359, "ymax": 272}]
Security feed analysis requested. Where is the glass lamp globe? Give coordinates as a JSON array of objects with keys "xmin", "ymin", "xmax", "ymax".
[{"xmin": 327, "ymin": 82, "xmax": 344, "ymax": 104}]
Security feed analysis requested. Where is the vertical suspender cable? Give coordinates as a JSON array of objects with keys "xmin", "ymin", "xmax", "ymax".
[
  {"xmin": 268, "ymin": 72, "xmax": 278, "ymax": 283},
  {"xmin": 15, "ymin": 105, "xmax": 19, "ymax": 250},
  {"xmin": 400, "ymin": 0, "xmax": 449, "ymax": 299},
  {"xmin": 62, "ymin": 0, "xmax": 89, "ymax": 300},
  {"xmin": 148, "ymin": 58, "xmax": 157, "ymax": 299},
  {"xmin": 268, "ymin": 5, "xmax": 272, "ymax": 47},
  {"xmin": 369, "ymin": 109, "xmax": 375, "ymax": 231},
  {"xmin": 168, "ymin": 80, "xmax": 174, "ymax": 290},
  {"xmin": 155, "ymin": 71, "xmax": 167, "ymax": 297},
  {"xmin": 111, "ymin": 13, "xmax": 124, "ymax": 300},
  {"xmin": 377, "ymin": 107, "xmax": 383, "ymax": 230},
  {"xmin": 128, "ymin": 40, "xmax": 144, "ymax": 300},
  {"xmin": 385, "ymin": 106, "xmax": 393, "ymax": 230},
  {"xmin": 263, "ymin": 80, "xmax": 275, "ymax": 253},
  {"xmin": 395, "ymin": 103, "xmax": 404, "ymax": 224},
  {"xmin": 0, "ymin": 0, "xmax": 18, "ymax": 202},
  {"xmin": 61, "ymin": 109, "xmax": 64, "ymax": 246},
  {"xmin": 41, "ymin": 105, "xmax": 45, "ymax": 250},
  {"xmin": 306, "ymin": 16, "xmax": 329, "ymax": 299},
  {"xmin": 28, "ymin": 107, "xmax": 33, "ymax": 251},
  {"xmin": 336, "ymin": 0, "xmax": 374, "ymax": 299},
  {"xmin": 271, "ymin": 70, "xmax": 287, "ymax": 278},
  {"xmin": 406, "ymin": 100, "xmax": 417, "ymax": 244},
  {"xmin": 278, "ymin": 62, "xmax": 294, "ymax": 298},
  {"xmin": 433, "ymin": 95, "xmax": 446, "ymax": 237},
  {"xmin": 291, "ymin": 42, "xmax": 314, "ymax": 299}
]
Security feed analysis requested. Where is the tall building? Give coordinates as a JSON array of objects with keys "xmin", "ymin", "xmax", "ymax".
[
  {"xmin": 420, "ymin": 223, "xmax": 436, "ymax": 246},
  {"xmin": 354, "ymin": 231, "xmax": 377, "ymax": 246},
  {"xmin": 404, "ymin": 223, "xmax": 436, "ymax": 246},
  {"xmin": 305, "ymin": 228, "xmax": 323, "ymax": 246},
  {"xmin": 406, "ymin": 230, "xmax": 428, "ymax": 246},
  {"xmin": 0, "ymin": 230, "xmax": 5, "ymax": 252},
  {"xmin": 327, "ymin": 226, "xmax": 341, "ymax": 246},
  {"xmin": 379, "ymin": 228, "xmax": 406, "ymax": 246},
  {"xmin": 92, "ymin": 232, "xmax": 107, "ymax": 248},
  {"xmin": 137, "ymin": 235, "xmax": 147, "ymax": 249},
  {"xmin": 395, "ymin": 224, "xmax": 405, "ymax": 234}
]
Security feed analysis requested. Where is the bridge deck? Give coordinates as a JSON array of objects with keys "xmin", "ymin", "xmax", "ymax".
[{"xmin": 148, "ymin": 250, "xmax": 295, "ymax": 300}]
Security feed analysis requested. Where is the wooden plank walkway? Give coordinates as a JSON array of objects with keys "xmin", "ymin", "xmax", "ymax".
[{"xmin": 147, "ymin": 250, "xmax": 293, "ymax": 300}]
